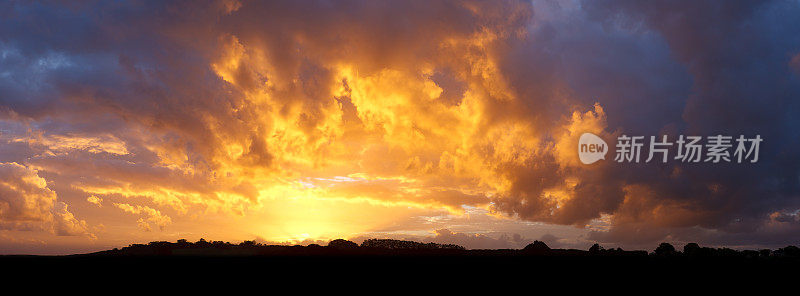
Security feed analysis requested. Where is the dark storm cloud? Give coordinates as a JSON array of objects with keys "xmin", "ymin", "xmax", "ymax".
[
  {"xmin": 572, "ymin": 0, "xmax": 800, "ymax": 244},
  {"xmin": 471, "ymin": 0, "xmax": 800, "ymax": 247}
]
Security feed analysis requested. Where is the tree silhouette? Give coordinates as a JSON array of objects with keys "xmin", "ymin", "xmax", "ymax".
[
  {"xmin": 328, "ymin": 239, "xmax": 359, "ymax": 249},
  {"xmin": 239, "ymin": 240, "xmax": 257, "ymax": 247},
  {"xmin": 654, "ymin": 242, "xmax": 677, "ymax": 256},
  {"xmin": 589, "ymin": 243, "xmax": 605, "ymax": 254},
  {"xmin": 523, "ymin": 240, "xmax": 550, "ymax": 254},
  {"xmin": 683, "ymin": 243, "xmax": 700, "ymax": 256}
]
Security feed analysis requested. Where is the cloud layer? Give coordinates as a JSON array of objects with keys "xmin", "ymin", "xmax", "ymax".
[
  {"xmin": 0, "ymin": 162, "xmax": 89, "ymax": 236},
  {"xmin": 1, "ymin": 0, "xmax": 799, "ymax": 251}
]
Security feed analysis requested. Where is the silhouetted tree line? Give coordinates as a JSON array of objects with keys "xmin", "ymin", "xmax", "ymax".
[
  {"xmin": 360, "ymin": 239, "xmax": 465, "ymax": 250},
  {"xmin": 91, "ymin": 238, "xmax": 800, "ymax": 258}
]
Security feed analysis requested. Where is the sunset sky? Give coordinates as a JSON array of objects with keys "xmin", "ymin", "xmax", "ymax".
[{"xmin": 2, "ymin": 0, "xmax": 800, "ymax": 254}]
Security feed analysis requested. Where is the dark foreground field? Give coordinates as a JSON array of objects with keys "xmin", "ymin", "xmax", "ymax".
[{"xmin": 3, "ymin": 238, "xmax": 799, "ymax": 281}]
